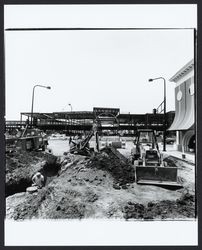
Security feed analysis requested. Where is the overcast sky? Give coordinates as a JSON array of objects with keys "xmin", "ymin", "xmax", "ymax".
[{"xmin": 4, "ymin": 5, "xmax": 196, "ymax": 120}]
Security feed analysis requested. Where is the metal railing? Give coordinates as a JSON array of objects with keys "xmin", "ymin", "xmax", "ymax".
[{"xmin": 6, "ymin": 121, "xmax": 27, "ymax": 126}]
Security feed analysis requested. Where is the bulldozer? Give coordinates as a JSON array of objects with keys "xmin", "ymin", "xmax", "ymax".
[{"xmin": 131, "ymin": 129, "xmax": 182, "ymax": 188}]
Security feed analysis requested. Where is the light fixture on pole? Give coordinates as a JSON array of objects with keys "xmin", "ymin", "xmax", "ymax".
[
  {"xmin": 68, "ymin": 103, "xmax": 73, "ymax": 134},
  {"xmin": 68, "ymin": 103, "xmax": 73, "ymax": 112},
  {"xmin": 148, "ymin": 77, "xmax": 166, "ymax": 151},
  {"xmin": 31, "ymin": 85, "xmax": 51, "ymax": 128}
]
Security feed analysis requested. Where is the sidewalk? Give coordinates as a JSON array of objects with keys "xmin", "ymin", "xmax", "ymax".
[{"xmin": 159, "ymin": 144, "xmax": 195, "ymax": 164}]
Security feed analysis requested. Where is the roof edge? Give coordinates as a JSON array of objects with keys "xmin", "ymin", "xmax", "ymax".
[{"xmin": 169, "ymin": 59, "xmax": 194, "ymax": 83}]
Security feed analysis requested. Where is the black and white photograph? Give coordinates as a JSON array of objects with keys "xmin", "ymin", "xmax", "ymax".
[{"xmin": 4, "ymin": 4, "xmax": 198, "ymax": 246}]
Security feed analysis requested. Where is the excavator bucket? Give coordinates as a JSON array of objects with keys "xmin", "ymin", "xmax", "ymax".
[{"xmin": 135, "ymin": 166, "xmax": 183, "ymax": 188}]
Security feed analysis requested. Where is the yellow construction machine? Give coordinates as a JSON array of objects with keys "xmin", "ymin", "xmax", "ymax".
[{"xmin": 131, "ymin": 129, "xmax": 182, "ymax": 188}]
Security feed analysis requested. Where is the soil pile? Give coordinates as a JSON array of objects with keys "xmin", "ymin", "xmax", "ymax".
[
  {"xmin": 123, "ymin": 192, "xmax": 195, "ymax": 220},
  {"xmin": 88, "ymin": 147, "xmax": 135, "ymax": 186},
  {"xmin": 7, "ymin": 185, "xmax": 87, "ymax": 220}
]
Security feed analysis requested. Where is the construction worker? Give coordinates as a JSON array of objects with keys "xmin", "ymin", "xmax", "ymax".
[{"xmin": 32, "ymin": 172, "xmax": 45, "ymax": 188}]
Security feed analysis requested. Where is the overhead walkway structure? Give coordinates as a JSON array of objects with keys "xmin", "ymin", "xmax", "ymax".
[{"xmin": 6, "ymin": 109, "xmax": 175, "ymax": 135}]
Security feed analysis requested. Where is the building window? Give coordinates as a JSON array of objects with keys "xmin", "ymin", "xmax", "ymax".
[
  {"xmin": 177, "ymin": 90, "xmax": 183, "ymax": 101},
  {"xmin": 189, "ymin": 83, "xmax": 194, "ymax": 96}
]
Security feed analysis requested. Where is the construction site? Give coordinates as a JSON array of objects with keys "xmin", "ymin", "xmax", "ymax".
[
  {"xmin": 3, "ymin": 5, "xmax": 198, "ymax": 247},
  {"xmin": 5, "ymin": 107, "xmax": 196, "ymax": 220},
  {"xmin": 4, "ymin": 16, "xmax": 196, "ymax": 223}
]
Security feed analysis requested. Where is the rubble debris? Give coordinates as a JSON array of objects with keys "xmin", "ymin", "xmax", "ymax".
[
  {"xmin": 113, "ymin": 183, "xmax": 121, "ymax": 190},
  {"xmin": 10, "ymin": 187, "xmax": 49, "ymax": 220},
  {"xmin": 50, "ymin": 199, "xmax": 86, "ymax": 219},
  {"xmin": 123, "ymin": 193, "xmax": 196, "ymax": 220},
  {"xmin": 84, "ymin": 190, "xmax": 99, "ymax": 203}
]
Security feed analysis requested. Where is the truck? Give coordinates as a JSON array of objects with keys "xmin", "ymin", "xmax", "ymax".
[{"xmin": 16, "ymin": 127, "xmax": 48, "ymax": 151}]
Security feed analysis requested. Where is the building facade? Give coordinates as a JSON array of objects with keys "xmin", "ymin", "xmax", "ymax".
[{"xmin": 169, "ymin": 59, "xmax": 195, "ymax": 153}]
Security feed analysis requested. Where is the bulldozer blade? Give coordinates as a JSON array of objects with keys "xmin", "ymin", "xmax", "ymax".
[{"xmin": 135, "ymin": 166, "xmax": 183, "ymax": 188}]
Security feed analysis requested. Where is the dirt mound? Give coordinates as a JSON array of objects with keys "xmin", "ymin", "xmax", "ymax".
[
  {"xmin": 11, "ymin": 189, "xmax": 48, "ymax": 220},
  {"xmin": 9, "ymin": 186, "xmax": 85, "ymax": 220},
  {"xmin": 123, "ymin": 192, "xmax": 195, "ymax": 220},
  {"xmin": 7, "ymin": 176, "xmax": 101, "ymax": 220},
  {"xmin": 6, "ymin": 153, "xmax": 124, "ymax": 220},
  {"xmin": 87, "ymin": 147, "xmax": 135, "ymax": 186}
]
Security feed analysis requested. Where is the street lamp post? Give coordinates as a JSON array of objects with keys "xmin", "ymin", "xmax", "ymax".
[
  {"xmin": 148, "ymin": 77, "xmax": 166, "ymax": 151},
  {"xmin": 68, "ymin": 103, "xmax": 73, "ymax": 135},
  {"xmin": 31, "ymin": 85, "xmax": 51, "ymax": 128},
  {"xmin": 68, "ymin": 103, "xmax": 73, "ymax": 112}
]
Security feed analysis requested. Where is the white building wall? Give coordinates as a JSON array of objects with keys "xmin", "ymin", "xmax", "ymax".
[{"xmin": 169, "ymin": 59, "xmax": 195, "ymax": 152}]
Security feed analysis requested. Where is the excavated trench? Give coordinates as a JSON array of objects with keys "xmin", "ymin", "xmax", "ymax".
[
  {"xmin": 6, "ymin": 159, "xmax": 61, "ymax": 197},
  {"xmin": 40, "ymin": 161, "xmax": 61, "ymax": 186},
  {"xmin": 6, "ymin": 178, "xmax": 33, "ymax": 197}
]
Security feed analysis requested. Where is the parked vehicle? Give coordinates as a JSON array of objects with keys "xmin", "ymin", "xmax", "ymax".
[{"xmin": 16, "ymin": 127, "xmax": 48, "ymax": 151}]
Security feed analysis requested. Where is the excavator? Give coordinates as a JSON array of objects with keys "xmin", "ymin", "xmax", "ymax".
[
  {"xmin": 69, "ymin": 123, "xmax": 100, "ymax": 155},
  {"xmin": 69, "ymin": 114, "xmax": 125, "ymax": 155},
  {"xmin": 131, "ymin": 129, "xmax": 182, "ymax": 187}
]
